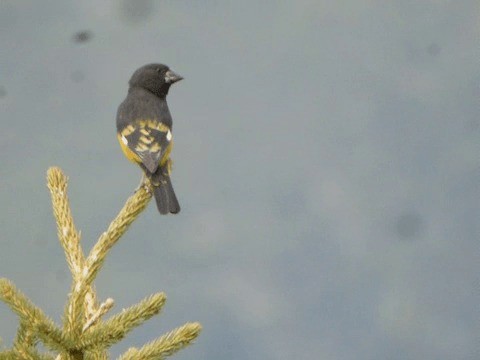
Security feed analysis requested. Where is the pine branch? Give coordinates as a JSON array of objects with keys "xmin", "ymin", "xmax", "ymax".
[
  {"xmin": 46, "ymin": 168, "xmax": 85, "ymax": 280},
  {"xmin": 84, "ymin": 350, "xmax": 108, "ymax": 360},
  {"xmin": 66, "ymin": 185, "xmax": 152, "ymax": 338},
  {"xmin": 0, "ymin": 351, "xmax": 16, "ymax": 360},
  {"xmin": 84, "ymin": 289, "xmax": 99, "ymax": 325},
  {"xmin": 0, "ymin": 279, "xmax": 74, "ymax": 352},
  {"xmin": 14, "ymin": 320, "xmax": 37, "ymax": 348},
  {"xmin": 117, "ymin": 322, "xmax": 202, "ymax": 360},
  {"xmin": 11, "ymin": 345, "xmax": 55, "ymax": 360},
  {"xmin": 1, "ymin": 167, "xmax": 201, "ymax": 358},
  {"xmin": 81, "ymin": 293, "xmax": 166, "ymax": 349},
  {"xmin": 85, "ymin": 185, "xmax": 152, "ymax": 283},
  {"xmin": 47, "ymin": 167, "xmax": 88, "ymax": 336},
  {"xmin": 82, "ymin": 298, "xmax": 115, "ymax": 332},
  {"xmin": 12, "ymin": 320, "xmax": 43, "ymax": 360}
]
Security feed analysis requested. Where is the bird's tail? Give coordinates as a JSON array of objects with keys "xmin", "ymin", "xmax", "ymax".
[{"xmin": 149, "ymin": 165, "xmax": 180, "ymax": 215}]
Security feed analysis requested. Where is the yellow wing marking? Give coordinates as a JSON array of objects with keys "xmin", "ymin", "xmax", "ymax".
[
  {"xmin": 150, "ymin": 143, "xmax": 161, "ymax": 153},
  {"xmin": 121, "ymin": 124, "xmax": 136, "ymax": 137},
  {"xmin": 135, "ymin": 143, "xmax": 149, "ymax": 152},
  {"xmin": 139, "ymin": 135, "xmax": 154, "ymax": 144},
  {"xmin": 136, "ymin": 119, "xmax": 170, "ymax": 132},
  {"xmin": 156, "ymin": 123, "xmax": 169, "ymax": 132},
  {"xmin": 118, "ymin": 119, "xmax": 173, "ymax": 167}
]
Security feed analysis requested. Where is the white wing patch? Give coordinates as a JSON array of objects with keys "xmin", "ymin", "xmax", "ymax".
[
  {"xmin": 166, "ymin": 130, "xmax": 172, "ymax": 141},
  {"xmin": 121, "ymin": 135, "xmax": 128, "ymax": 145}
]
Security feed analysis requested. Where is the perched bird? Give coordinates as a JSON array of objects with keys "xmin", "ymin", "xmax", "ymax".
[{"xmin": 116, "ymin": 63, "xmax": 183, "ymax": 214}]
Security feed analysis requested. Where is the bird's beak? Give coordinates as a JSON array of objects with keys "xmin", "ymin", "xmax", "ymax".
[{"xmin": 165, "ymin": 70, "xmax": 183, "ymax": 84}]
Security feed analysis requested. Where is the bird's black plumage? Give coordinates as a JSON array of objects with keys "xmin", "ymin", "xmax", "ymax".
[{"xmin": 116, "ymin": 63, "xmax": 183, "ymax": 214}]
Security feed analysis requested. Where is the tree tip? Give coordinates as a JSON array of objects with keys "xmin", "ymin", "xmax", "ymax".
[
  {"xmin": 185, "ymin": 322, "xmax": 203, "ymax": 337},
  {"xmin": 47, "ymin": 167, "xmax": 68, "ymax": 190}
]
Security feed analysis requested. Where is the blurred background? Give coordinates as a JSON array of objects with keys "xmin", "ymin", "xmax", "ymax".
[{"xmin": 0, "ymin": 1, "xmax": 478, "ymax": 359}]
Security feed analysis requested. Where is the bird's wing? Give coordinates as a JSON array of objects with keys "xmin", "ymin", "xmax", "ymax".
[{"xmin": 119, "ymin": 119, "xmax": 173, "ymax": 174}]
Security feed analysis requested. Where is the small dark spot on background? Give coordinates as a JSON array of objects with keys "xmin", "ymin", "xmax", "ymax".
[
  {"xmin": 119, "ymin": 0, "xmax": 155, "ymax": 25},
  {"xmin": 72, "ymin": 30, "xmax": 93, "ymax": 44},
  {"xmin": 426, "ymin": 43, "xmax": 441, "ymax": 56},
  {"xmin": 395, "ymin": 211, "xmax": 424, "ymax": 239},
  {"xmin": 70, "ymin": 70, "xmax": 85, "ymax": 83},
  {"xmin": 0, "ymin": 86, "xmax": 6, "ymax": 98}
]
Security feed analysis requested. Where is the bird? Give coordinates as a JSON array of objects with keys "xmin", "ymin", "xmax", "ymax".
[{"xmin": 116, "ymin": 63, "xmax": 183, "ymax": 214}]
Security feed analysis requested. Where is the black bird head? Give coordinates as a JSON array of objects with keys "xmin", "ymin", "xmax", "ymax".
[{"xmin": 128, "ymin": 63, "xmax": 183, "ymax": 97}]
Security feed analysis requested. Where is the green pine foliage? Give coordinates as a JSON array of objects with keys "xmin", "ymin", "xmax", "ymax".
[{"xmin": 0, "ymin": 167, "xmax": 201, "ymax": 359}]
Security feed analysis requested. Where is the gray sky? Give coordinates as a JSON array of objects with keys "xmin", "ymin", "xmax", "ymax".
[{"xmin": 0, "ymin": 1, "xmax": 478, "ymax": 359}]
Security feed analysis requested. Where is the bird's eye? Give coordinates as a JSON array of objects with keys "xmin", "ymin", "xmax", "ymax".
[{"xmin": 156, "ymin": 68, "xmax": 161, "ymax": 73}]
